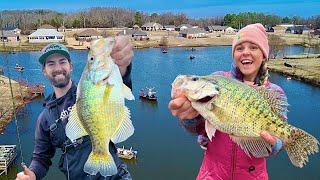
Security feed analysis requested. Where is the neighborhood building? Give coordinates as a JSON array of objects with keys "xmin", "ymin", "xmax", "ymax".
[
  {"xmin": 28, "ymin": 29, "xmax": 64, "ymax": 43},
  {"xmin": 272, "ymin": 25, "xmax": 287, "ymax": 35},
  {"xmin": 132, "ymin": 24, "xmax": 140, "ymax": 30},
  {"xmin": 176, "ymin": 24, "xmax": 193, "ymax": 31},
  {"xmin": 118, "ymin": 28, "xmax": 149, "ymax": 41},
  {"xmin": 75, "ymin": 29, "xmax": 102, "ymax": 41},
  {"xmin": 162, "ymin": 25, "xmax": 176, "ymax": 31},
  {"xmin": 179, "ymin": 28, "xmax": 207, "ymax": 39},
  {"xmin": 141, "ymin": 22, "xmax": 163, "ymax": 31},
  {"xmin": 58, "ymin": 26, "xmax": 66, "ymax": 32},
  {"xmin": 0, "ymin": 30, "xmax": 20, "ymax": 42}
]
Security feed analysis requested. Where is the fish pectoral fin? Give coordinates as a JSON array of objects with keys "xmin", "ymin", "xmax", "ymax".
[
  {"xmin": 111, "ymin": 106, "xmax": 134, "ymax": 143},
  {"xmin": 65, "ymin": 104, "xmax": 88, "ymax": 141},
  {"xmin": 205, "ymin": 120, "xmax": 216, "ymax": 141},
  {"xmin": 122, "ymin": 84, "xmax": 135, "ymax": 100},
  {"xmin": 229, "ymin": 135, "xmax": 271, "ymax": 158}
]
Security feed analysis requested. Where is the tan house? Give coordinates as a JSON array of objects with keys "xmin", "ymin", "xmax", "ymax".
[
  {"xmin": 225, "ymin": 27, "xmax": 237, "ymax": 34},
  {"xmin": 118, "ymin": 28, "xmax": 149, "ymax": 41},
  {"xmin": 58, "ymin": 26, "xmax": 66, "ymax": 32},
  {"xmin": 273, "ymin": 26, "xmax": 287, "ymax": 35},
  {"xmin": 75, "ymin": 29, "xmax": 102, "ymax": 41},
  {"xmin": 141, "ymin": 22, "xmax": 163, "ymax": 31},
  {"xmin": 0, "ymin": 31, "xmax": 20, "ymax": 42}
]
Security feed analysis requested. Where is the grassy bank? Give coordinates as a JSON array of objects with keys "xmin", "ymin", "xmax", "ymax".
[{"xmin": 267, "ymin": 58, "xmax": 320, "ymax": 87}]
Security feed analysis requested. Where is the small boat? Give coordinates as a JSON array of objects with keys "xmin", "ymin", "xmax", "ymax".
[
  {"xmin": 117, "ymin": 146, "xmax": 137, "ymax": 160},
  {"xmin": 189, "ymin": 55, "xmax": 195, "ymax": 60},
  {"xmin": 139, "ymin": 87, "xmax": 157, "ymax": 101},
  {"xmin": 162, "ymin": 49, "xmax": 168, "ymax": 53},
  {"xmin": 287, "ymin": 77, "xmax": 292, "ymax": 80},
  {"xmin": 14, "ymin": 64, "xmax": 24, "ymax": 72}
]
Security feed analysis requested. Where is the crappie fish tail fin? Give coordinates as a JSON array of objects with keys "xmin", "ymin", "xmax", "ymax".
[
  {"xmin": 66, "ymin": 104, "xmax": 88, "ymax": 141},
  {"xmin": 285, "ymin": 127, "xmax": 319, "ymax": 168},
  {"xmin": 84, "ymin": 152, "xmax": 117, "ymax": 177},
  {"xmin": 111, "ymin": 106, "xmax": 134, "ymax": 143},
  {"xmin": 122, "ymin": 84, "xmax": 135, "ymax": 100}
]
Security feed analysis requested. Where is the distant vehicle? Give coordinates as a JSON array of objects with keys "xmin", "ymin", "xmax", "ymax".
[
  {"xmin": 139, "ymin": 87, "xmax": 157, "ymax": 101},
  {"xmin": 117, "ymin": 146, "xmax": 137, "ymax": 160},
  {"xmin": 14, "ymin": 64, "xmax": 24, "ymax": 72}
]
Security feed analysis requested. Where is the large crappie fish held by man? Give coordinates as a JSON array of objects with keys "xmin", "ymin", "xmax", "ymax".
[
  {"xmin": 172, "ymin": 75, "xmax": 319, "ymax": 168},
  {"xmin": 66, "ymin": 38, "xmax": 135, "ymax": 177}
]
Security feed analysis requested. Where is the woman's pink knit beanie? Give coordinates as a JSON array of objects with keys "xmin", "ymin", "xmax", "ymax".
[{"xmin": 232, "ymin": 23, "xmax": 269, "ymax": 59}]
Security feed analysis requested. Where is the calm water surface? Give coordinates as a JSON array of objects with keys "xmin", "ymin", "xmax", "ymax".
[{"xmin": 0, "ymin": 46, "xmax": 319, "ymax": 180}]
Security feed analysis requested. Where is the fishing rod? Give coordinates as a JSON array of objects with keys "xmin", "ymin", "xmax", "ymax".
[{"xmin": 0, "ymin": 12, "xmax": 26, "ymax": 172}]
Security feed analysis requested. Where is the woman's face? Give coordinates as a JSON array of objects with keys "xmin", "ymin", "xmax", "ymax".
[{"xmin": 233, "ymin": 42, "xmax": 265, "ymax": 81}]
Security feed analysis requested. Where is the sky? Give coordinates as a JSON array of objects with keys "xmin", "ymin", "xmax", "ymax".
[{"xmin": 0, "ymin": 0, "xmax": 319, "ymax": 18}]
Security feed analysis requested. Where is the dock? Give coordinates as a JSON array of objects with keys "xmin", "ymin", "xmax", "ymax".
[{"xmin": 0, "ymin": 145, "xmax": 17, "ymax": 176}]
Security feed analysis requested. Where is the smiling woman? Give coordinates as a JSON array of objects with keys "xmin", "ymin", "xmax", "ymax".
[{"xmin": 168, "ymin": 23, "xmax": 290, "ymax": 180}]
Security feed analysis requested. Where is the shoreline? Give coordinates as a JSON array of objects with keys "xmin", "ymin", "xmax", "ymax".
[
  {"xmin": 267, "ymin": 58, "xmax": 320, "ymax": 87},
  {"xmin": 0, "ymin": 76, "xmax": 44, "ymax": 134}
]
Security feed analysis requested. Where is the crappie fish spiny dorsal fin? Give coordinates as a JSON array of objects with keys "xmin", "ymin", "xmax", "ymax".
[
  {"xmin": 111, "ymin": 106, "xmax": 134, "ymax": 143},
  {"xmin": 66, "ymin": 104, "xmax": 88, "ymax": 141},
  {"xmin": 230, "ymin": 135, "xmax": 272, "ymax": 158},
  {"xmin": 122, "ymin": 83, "xmax": 135, "ymax": 100},
  {"xmin": 205, "ymin": 120, "xmax": 216, "ymax": 141},
  {"xmin": 255, "ymin": 87, "xmax": 289, "ymax": 119}
]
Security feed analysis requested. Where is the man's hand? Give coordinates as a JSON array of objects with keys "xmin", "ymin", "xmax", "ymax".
[
  {"xmin": 16, "ymin": 165, "xmax": 36, "ymax": 180},
  {"xmin": 111, "ymin": 35, "xmax": 133, "ymax": 76},
  {"xmin": 168, "ymin": 96, "xmax": 199, "ymax": 120}
]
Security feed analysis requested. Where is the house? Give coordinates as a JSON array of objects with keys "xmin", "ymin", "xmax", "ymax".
[
  {"xmin": 75, "ymin": 29, "xmax": 102, "ymax": 41},
  {"xmin": 132, "ymin": 25, "xmax": 140, "ymax": 30},
  {"xmin": 39, "ymin": 24, "xmax": 56, "ymax": 30},
  {"xmin": 58, "ymin": 26, "xmax": 66, "ymax": 32},
  {"xmin": 225, "ymin": 27, "xmax": 237, "ymax": 34},
  {"xmin": 162, "ymin": 25, "xmax": 176, "ymax": 31},
  {"xmin": 205, "ymin": 26, "xmax": 227, "ymax": 33},
  {"xmin": 118, "ymin": 29, "xmax": 149, "ymax": 41},
  {"xmin": 265, "ymin": 26, "xmax": 274, "ymax": 32},
  {"xmin": 176, "ymin": 24, "xmax": 192, "ymax": 31},
  {"xmin": 28, "ymin": 29, "xmax": 64, "ymax": 43},
  {"xmin": 141, "ymin": 22, "xmax": 163, "ymax": 31},
  {"xmin": 179, "ymin": 28, "xmax": 207, "ymax": 39},
  {"xmin": 285, "ymin": 26, "xmax": 311, "ymax": 34},
  {"xmin": 273, "ymin": 25, "xmax": 287, "ymax": 35},
  {"xmin": 0, "ymin": 30, "xmax": 20, "ymax": 42}
]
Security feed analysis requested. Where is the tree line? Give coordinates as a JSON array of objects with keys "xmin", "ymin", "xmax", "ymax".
[{"xmin": 0, "ymin": 8, "xmax": 319, "ymax": 34}]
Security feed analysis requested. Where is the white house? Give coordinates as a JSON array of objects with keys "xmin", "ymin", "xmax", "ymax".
[{"xmin": 28, "ymin": 29, "xmax": 64, "ymax": 43}]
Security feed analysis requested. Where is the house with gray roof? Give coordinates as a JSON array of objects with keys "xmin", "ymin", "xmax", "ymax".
[
  {"xmin": 141, "ymin": 22, "xmax": 163, "ymax": 31},
  {"xmin": 118, "ymin": 29, "xmax": 149, "ymax": 41},
  {"xmin": 75, "ymin": 29, "xmax": 102, "ymax": 41},
  {"xmin": 0, "ymin": 30, "xmax": 20, "ymax": 42},
  {"xmin": 179, "ymin": 28, "xmax": 207, "ymax": 38}
]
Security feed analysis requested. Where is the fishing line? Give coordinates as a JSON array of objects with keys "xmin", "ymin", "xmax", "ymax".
[{"xmin": 1, "ymin": 26, "xmax": 26, "ymax": 170}]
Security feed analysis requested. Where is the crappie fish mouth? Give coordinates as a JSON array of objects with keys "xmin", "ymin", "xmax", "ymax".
[{"xmin": 196, "ymin": 95, "xmax": 216, "ymax": 103}]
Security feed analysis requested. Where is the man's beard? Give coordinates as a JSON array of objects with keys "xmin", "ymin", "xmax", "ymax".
[{"xmin": 48, "ymin": 70, "xmax": 71, "ymax": 88}]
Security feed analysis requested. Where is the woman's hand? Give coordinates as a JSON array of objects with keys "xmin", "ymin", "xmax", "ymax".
[
  {"xmin": 168, "ymin": 96, "xmax": 199, "ymax": 120},
  {"xmin": 111, "ymin": 35, "xmax": 133, "ymax": 76},
  {"xmin": 260, "ymin": 131, "xmax": 283, "ymax": 155}
]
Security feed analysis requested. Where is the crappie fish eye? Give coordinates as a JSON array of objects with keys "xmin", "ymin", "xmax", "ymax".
[{"xmin": 192, "ymin": 77, "xmax": 199, "ymax": 81}]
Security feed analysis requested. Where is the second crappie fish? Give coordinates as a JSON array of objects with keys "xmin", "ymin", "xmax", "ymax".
[
  {"xmin": 66, "ymin": 38, "xmax": 135, "ymax": 177},
  {"xmin": 172, "ymin": 75, "xmax": 319, "ymax": 168}
]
